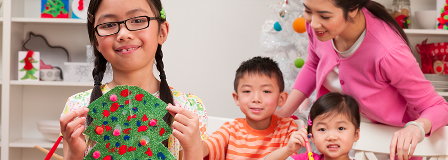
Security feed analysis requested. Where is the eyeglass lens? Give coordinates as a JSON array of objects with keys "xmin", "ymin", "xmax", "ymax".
[{"xmin": 97, "ymin": 16, "xmax": 149, "ymax": 36}]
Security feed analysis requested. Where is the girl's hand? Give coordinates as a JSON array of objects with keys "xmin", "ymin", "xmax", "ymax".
[
  {"xmin": 389, "ymin": 125, "xmax": 422, "ymax": 160},
  {"xmin": 166, "ymin": 104, "xmax": 203, "ymax": 157},
  {"xmin": 60, "ymin": 107, "xmax": 89, "ymax": 158},
  {"xmin": 286, "ymin": 128, "xmax": 308, "ymax": 154}
]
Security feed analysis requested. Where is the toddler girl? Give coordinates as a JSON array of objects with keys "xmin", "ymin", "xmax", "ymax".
[{"xmin": 266, "ymin": 92, "xmax": 360, "ymax": 160}]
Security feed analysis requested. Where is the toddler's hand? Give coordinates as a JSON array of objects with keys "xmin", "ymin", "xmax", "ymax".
[
  {"xmin": 286, "ymin": 128, "xmax": 308, "ymax": 154},
  {"xmin": 166, "ymin": 104, "xmax": 202, "ymax": 152},
  {"xmin": 60, "ymin": 107, "xmax": 89, "ymax": 157}
]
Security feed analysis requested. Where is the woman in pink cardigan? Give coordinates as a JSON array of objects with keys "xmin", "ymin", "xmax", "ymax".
[{"xmin": 275, "ymin": 0, "xmax": 448, "ymax": 160}]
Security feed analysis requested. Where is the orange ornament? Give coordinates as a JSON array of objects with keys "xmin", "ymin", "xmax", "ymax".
[
  {"xmin": 140, "ymin": 139, "xmax": 147, "ymax": 146},
  {"xmin": 293, "ymin": 16, "xmax": 306, "ymax": 33},
  {"xmin": 95, "ymin": 126, "xmax": 104, "ymax": 135}
]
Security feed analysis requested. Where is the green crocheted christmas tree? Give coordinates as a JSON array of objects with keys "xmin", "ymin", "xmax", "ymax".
[{"xmin": 83, "ymin": 85, "xmax": 174, "ymax": 160}]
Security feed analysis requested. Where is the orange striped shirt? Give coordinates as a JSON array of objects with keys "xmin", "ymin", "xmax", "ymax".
[{"xmin": 204, "ymin": 115, "xmax": 298, "ymax": 160}]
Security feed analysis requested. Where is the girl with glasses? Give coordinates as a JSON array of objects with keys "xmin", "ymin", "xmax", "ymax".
[{"xmin": 59, "ymin": 0, "xmax": 207, "ymax": 159}]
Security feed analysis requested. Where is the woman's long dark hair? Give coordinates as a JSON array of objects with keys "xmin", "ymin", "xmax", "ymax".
[
  {"xmin": 333, "ymin": 0, "xmax": 411, "ymax": 49},
  {"xmin": 86, "ymin": 0, "xmax": 173, "ymax": 147}
]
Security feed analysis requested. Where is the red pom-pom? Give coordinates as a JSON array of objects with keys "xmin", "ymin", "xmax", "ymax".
[
  {"xmin": 140, "ymin": 139, "xmax": 147, "ymax": 146},
  {"xmin": 95, "ymin": 126, "xmax": 104, "ymax": 135},
  {"xmin": 150, "ymin": 119, "xmax": 157, "ymax": 126},
  {"xmin": 110, "ymin": 95, "xmax": 117, "ymax": 102},
  {"xmin": 93, "ymin": 151, "xmax": 100, "ymax": 159}
]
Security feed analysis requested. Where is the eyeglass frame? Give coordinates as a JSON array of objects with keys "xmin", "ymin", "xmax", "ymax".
[{"xmin": 94, "ymin": 16, "xmax": 161, "ymax": 37}]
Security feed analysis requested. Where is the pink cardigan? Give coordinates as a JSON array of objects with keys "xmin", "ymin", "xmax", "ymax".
[{"xmin": 293, "ymin": 8, "xmax": 448, "ymax": 135}]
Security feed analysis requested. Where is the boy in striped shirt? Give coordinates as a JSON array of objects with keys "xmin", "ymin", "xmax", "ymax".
[{"xmin": 203, "ymin": 56, "xmax": 299, "ymax": 160}]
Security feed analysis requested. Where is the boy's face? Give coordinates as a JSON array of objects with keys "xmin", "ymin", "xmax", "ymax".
[{"xmin": 233, "ymin": 73, "xmax": 287, "ymax": 126}]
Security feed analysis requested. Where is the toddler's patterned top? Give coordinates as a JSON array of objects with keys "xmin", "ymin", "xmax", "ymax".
[{"xmin": 61, "ymin": 84, "xmax": 208, "ymax": 159}]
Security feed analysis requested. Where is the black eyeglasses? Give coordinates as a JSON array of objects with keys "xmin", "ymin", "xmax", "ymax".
[{"xmin": 94, "ymin": 16, "xmax": 161, "ymax": 37}]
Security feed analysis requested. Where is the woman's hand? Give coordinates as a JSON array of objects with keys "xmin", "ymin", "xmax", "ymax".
[
  {"xmin": 389, "ymin": 125, "xmax": 422, "ymax": 160},
  {"xmin": 60, "ymin": 107, "xmax": 89, "ymax": 159},
  {"xmin": 166, "ymin": 104, "xmax": 203, "ymax": 159}
]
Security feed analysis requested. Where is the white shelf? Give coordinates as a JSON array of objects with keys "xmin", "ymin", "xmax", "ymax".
[
  {"xmin": 10, "ymin": 138, "xmax": 62, "ymax": 149},
  {"xmin": 10, "ymin": 80, "xmax": 93, "ymax": 87},
  {"xmin": 437, "ymin": 92, "xmax": 448, "ymax": 97},
  {"xmin": 404, "ymin": 29, "xmax": 448, "ymax": 35},
  {"xmin": 11, "ymin": 17, "xmax": 86, "ymax": 24}
]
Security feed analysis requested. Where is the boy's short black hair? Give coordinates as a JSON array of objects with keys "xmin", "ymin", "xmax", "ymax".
[{"xmin": 234, "ymin": 56, "xmax": 284, "ymax": 92}]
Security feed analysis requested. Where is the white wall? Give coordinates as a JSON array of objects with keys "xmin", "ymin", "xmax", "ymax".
[
  {"xmin": 18, "ymin": 0, "xmax": 438, "ymax": 119},
  {"xmin": 18, "ymin": 0, "xmax": 279, "ymax": 119},
  {"xmin": 161, "ymin": 0, "xmax": 438, "ymax": 119},
  {"xmin": 162, "ymin": 0, "xmax": 278, "ymax": 118}
]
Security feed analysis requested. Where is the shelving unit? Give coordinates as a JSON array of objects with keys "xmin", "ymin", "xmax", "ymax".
[
  {"xmin": 2, "ymin": 0, "xmax": 93, "ymax": 159},
  {"xmin": 437, "ymin": 92, "xmax": 448, "ymax": 97},
  {"xmin": 11, "ymin": 17, "xmax": 86, "ymax": 24},
  {"xmin": 9, "ymin": 139, "xmax": 62, "ymax": 149},
  {"xmin": 404, "ymin": 29, "xmax": 448, "ymax": 35},
  {"xmin": 10, "ymin": 80, "xmax": 92, "ymax": 87}
]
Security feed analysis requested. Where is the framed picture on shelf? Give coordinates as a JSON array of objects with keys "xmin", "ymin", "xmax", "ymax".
[
  {"xmin": 41, "ymin": 0, "xmax": 69, "ymax": 18},
  {"xmin": 71, "ymin": 0, "xmax": 90, "ymax": 19},
  {"xmin": 18, "ymin": 51, "xmax": 40, "ymax": 81}
]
